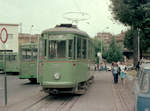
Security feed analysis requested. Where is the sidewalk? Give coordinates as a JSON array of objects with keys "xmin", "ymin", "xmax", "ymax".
[{"xmin": 71, "ymin": 71, "xmax": 135, "ymax": 111}]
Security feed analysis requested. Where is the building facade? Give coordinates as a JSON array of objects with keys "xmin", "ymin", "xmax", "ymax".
[
  {"xmin": 18, "ymin": 33, "xmax": 39, "ymax": 46},
  {"xmin": 0, "ymin": 23, "xmax": 19, "ymax": 52}
]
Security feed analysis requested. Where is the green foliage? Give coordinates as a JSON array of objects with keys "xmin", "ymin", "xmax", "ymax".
[
  {"xmin": 106, "ymin": 37, "xmax": 123, "ymax": 63},
  {"xmin": 124, "ymin": 29, "xmax": 150, "ymax": 51},
  {"xmin": 92, "ymin": 37, "xmax": 108, "ymax": 63},
  {"xmin": 110, "ymin": 0, "xmax": 149, "ymax": 28}
]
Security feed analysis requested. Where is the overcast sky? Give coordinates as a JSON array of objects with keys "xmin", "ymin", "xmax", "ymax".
[{"xmin": 0, "ymin": 0, "xmax": 128, "ymax": 37}]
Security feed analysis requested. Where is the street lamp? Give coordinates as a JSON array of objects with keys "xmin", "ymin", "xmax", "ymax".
[{"xmin": 29, "ymin": 25, "xmax": 34, "ymax": 43}]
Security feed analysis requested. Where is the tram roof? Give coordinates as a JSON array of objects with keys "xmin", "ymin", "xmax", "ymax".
[{"xmin": 42, "ymin": 25, "xmax": 90, "ymax": 37}]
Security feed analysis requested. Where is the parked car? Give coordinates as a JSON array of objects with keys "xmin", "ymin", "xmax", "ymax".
[{"xmin": 134, "ymin": 63, "xmax": 150, "ymax": 111}]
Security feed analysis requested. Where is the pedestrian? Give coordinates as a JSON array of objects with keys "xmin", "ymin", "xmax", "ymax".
[
  {"xmin": 104, "ymin": 60, "xmax": 107, "ymax": 72},
  {"xmin": 136, "ymin": 61, "xmax": 140, "ymax": 71},
  {"xmin": 119, "ymin": 62, "xmax": 127, "ymax": 86},
  {"xmin": 112, "ymin": 62, "xmax": 119, "ymax": 84}
]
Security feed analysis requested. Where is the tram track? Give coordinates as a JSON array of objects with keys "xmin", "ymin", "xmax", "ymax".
[
  {"xmin": 22, "ymin": 94, "xmax": 80, "ymax": 111},
  {"xmin": 23, "ymin": 95, "xmax": 50, "ymax": 111},
  {"xmin": 112, "ymin": 84, "xmax": 130, "ymax": 111},
  {"xmin": 112, "ymin": 78, "xmax": 135, "ymax": 111}
]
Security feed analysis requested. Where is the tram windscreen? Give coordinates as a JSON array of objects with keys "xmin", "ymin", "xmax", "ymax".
[{"xmin": 48, "ymin": 40, "xmax": 66, "ymax": 58}]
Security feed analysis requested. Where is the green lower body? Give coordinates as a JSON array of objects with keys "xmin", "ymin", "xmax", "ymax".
[
  {"xmin": 19, "ymin": 74, "xmax": 37, "ymax": 79},
  {"xmin": 39, "ymin": 61, "xmax": 93, "ymax": 94}
]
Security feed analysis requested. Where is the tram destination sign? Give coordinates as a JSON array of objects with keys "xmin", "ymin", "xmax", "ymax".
[{"xmin": 0, "ymin": 27, "xmax": 8, "ymax": 44}]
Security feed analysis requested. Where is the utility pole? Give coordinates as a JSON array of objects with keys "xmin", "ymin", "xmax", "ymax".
[
  {"xmin": 20, "ymin": 23, "xmax": 22, "ymax": 33},
  {"xmin": 137, "ymin": 28, "xmax": 140, "ymax": 62},
  {"xmin": 29, "ymin": 25, "xmax": 34, "ymax": 43},
  {"xmin": 101, "ymin": 27, "xmax": 109, "ymax": 55}
]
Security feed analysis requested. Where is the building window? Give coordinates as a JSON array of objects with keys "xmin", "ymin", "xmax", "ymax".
[{"xmin": 8, "ymin": 34, "xmax": 13, "ymax": 39}]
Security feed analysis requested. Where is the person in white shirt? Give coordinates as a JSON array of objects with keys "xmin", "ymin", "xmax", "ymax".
[{"xmin": 119, "ymin": 62, "xmax": 127, "ymax": 86}]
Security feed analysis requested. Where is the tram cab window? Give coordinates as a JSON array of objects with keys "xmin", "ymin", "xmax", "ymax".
[
  {"xmin": 57, "ymin": 41, "xmax": 66, "ymax": 58},
  {"xmin": 48, "ymin": 40, "xmax": 66, "ymax": 58},
  {"xmin": 49, "ymin": 41, "xmax": 57, "ymax": 58}
]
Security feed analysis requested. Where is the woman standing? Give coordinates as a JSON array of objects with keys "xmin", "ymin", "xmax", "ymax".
[
  {"xmin": 119, "ymin": 62, "xmax": 127, "ymax": 86},
  {"xmin": 112, "ymin": 62, "xmax": 119, "ymax": 84}
]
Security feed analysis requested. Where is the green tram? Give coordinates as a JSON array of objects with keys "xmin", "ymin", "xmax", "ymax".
[
  {"xmin": 0, "ymin": 51, "xmax": 19, "ymax": 73},
  {"xmin": 5, "ymin": 52, "xmax": 20, "ymax": 73},
  {"xmin": 19, "ymin": 43, "xmax": 38, "ymax": 83},
  {"xmin": 38, "ymin": 24, "xmax": 95, "ymax": 94}
]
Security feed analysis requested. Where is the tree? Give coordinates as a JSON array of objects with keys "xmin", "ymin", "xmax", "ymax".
[
  {"xmin": 110, "ymin": 0, "xmax": 150, "ymax": 66},
  {"xmin": 107, "ymin": 37, "xmax": 123, "ymax": 63},
  {"xmin": 92, "ymin": 37, "xmax": 108, "ymax": 63},
  {"xmin": 124, "ymin": 29, "xmax": 150, "ymax": 57}
]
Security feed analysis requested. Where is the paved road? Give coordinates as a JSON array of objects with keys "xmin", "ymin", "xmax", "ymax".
[{"xmin": 0, "ymin": 71, "xmax": 135, "ymax": 111}]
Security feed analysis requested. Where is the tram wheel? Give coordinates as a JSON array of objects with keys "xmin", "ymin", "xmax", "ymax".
[{"xmin": 29, "ymin": 78, "xmax": 37, "ymax": 83}]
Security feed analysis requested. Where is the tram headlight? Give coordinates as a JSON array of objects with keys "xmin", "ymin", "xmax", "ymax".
[{"xmin": 54, "ymin": 73, "xmax": 60, "ymax": 80}]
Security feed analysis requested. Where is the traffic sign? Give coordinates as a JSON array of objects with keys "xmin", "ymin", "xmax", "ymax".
[{"xmin": 0, "ymin": 27, "xmax": 8, "ymax": 44}]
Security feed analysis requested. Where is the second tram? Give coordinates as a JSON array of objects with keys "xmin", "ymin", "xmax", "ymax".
[{"xmin": 19, "ymin": 43, "xmax": 38, "ymax": 83}]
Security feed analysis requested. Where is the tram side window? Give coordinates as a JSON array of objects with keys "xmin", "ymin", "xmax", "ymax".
[
  {"xmin": 77, "ymin": 38, "xmax": 81, "ymax": 58},
  {"xmin": 69, "ymin": 40, "xmax": 73, "ymax": 58},
  {"xmin": 21, "ymin": 49, "xmax": 32, "ymax": 61},
  {"xmin": 6, "ymin": 55, "xmax": 10, "ymax": 61},
  {"xmin": 22, "ymin": 49, "xmax": 27, "ymax": 60},
  {"xmin": 27, "ymin": 50, "xmax": 32, "ymax": 60},
  {"xmin": 0, "ymin": 55, "xmax": 3, "ymax": 60},
  {"xmin": 33, "ymin": 49, "xmax": 37, "ymax": 59},
  {"xmin": 10, "ymin": 55, "xmax": 16, "ymax": 61},
  {"xmin": 82, "ymin": 39, "xmax": 87, "ymax": 59}
]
